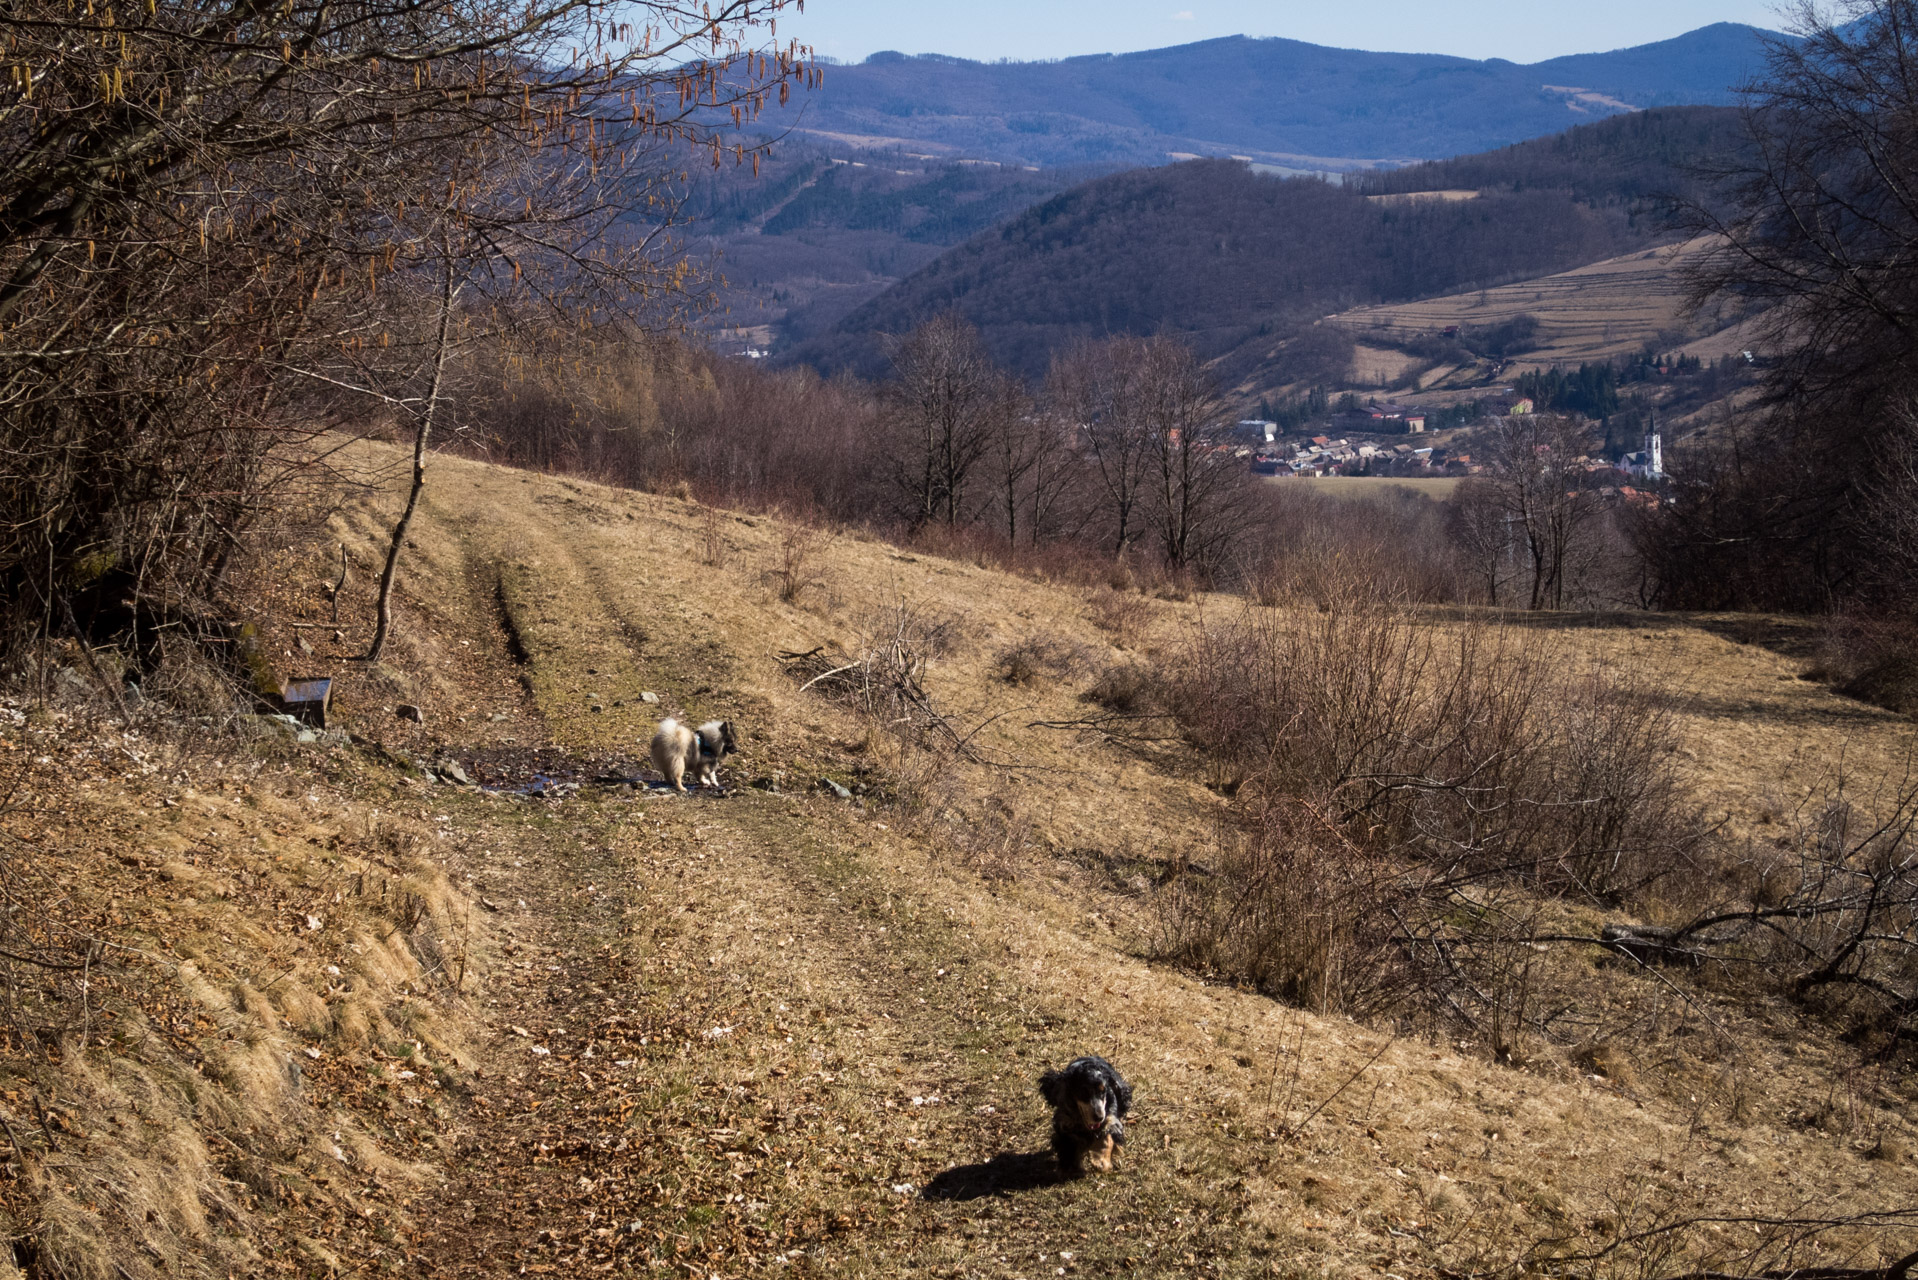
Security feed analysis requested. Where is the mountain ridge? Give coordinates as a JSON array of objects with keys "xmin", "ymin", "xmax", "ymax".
[{"xmin": 778, "ymin": 23, "xmax": 1781, "ymax": 168}]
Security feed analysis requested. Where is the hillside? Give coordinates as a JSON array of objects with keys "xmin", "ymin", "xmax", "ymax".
[
  {"xmin": 679, "ymin": 146, "xmax": 1109, "ymax": 351},
  {"xmin": 775, "ymin": 26, "xmax": 1777, "ymax": 168},
  {"xmin": 1319, "ymin": 237, "xmax": 1746, "ymax": 378},
  {"xmin": 787, "ymin": 107, "xmax": 1742, "ymax": 383},
  {"xmin": 6, "ymin": 446, "xmax": 1918, "ymax": 1275}
]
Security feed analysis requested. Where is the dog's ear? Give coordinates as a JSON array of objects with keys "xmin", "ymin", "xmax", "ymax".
[
  {"xmin": 1038, "ymin": 1069, "xmax": 1065, "ymax": 1107},
  {"xmin": 1110, "ymin": 1072, "xmax": 1133, "ymax": 1116}
]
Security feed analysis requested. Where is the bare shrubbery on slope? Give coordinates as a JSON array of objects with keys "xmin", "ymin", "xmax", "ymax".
[
  {"xmin": 1153, "ymin": 581, "xmax": 1918, "ymax": 1051},
  {"xmin": 1152, "ymin": 595, "xmax": 1708, "ymax": 1017}
]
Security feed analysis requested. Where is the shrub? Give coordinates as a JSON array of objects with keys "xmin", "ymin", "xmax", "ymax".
[
  {"xmin": 1813, "ymin": 615, "xmax": 1918, "ymax": 717},
  {"xmin": 1086, "ymin": 588, "xmax": 1152, "ymax": 646},
  {"xmin": 995, "ymin": 635, "xmax": 1083, "ymax": 687},
  {"xmin": 1081, "ymin": 663, "xmax": 1155, "ymax": 716},
  {"xmin": 1152, "ymin": 598, "xmax": 1712, "ymax": 1018},
  {"xmin": 1153, "ymin": 801, "xmax": 1403, "ymax": 1014}
]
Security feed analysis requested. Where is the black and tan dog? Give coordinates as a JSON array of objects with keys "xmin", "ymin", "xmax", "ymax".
[{"xmin": 1038, "ymin": 1055, "xmax": 1132, "ymax": 1175}]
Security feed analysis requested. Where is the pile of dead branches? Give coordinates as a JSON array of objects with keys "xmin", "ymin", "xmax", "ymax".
[{"xmin": 778, "ymin": 603, "xmax": 995, "ymax": 762}]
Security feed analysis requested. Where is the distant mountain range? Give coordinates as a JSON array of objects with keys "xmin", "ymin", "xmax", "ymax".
[{"xmin": 780, "ymin": 24, "xmax": 1779, "ymax": 168}]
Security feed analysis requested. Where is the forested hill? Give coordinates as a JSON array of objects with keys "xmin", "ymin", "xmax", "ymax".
[
  {"xmin": 786, "ymin": 106, "xmax": 1742, "ymax": 382},
  {"xmin": 779, "ymin": 25, "xmax": 1774, "ymax": 168},
  {"xmin": 1355, "ymin": 105, "xmax": 1751, "ymax": 202}
]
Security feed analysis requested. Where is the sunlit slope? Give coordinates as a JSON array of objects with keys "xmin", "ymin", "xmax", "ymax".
[{"xmin": 276, "ymin": 447, "xmax": 1918, "ymax": 1275}]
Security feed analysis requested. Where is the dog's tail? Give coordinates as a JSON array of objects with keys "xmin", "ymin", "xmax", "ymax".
[{"xmin": 655, "ymin": 717, "xmax": 681, "ymax": 735}]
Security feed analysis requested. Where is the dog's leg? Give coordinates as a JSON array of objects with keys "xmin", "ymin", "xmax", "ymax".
[{"xmin": 1086, "ymin": 1133, "xmax": 1115, "ymax": 1173}]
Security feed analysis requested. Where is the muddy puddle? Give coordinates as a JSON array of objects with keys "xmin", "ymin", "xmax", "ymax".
[{"xmin": 402, "ymin": 744, "xmax": 737, "ymax": 799}]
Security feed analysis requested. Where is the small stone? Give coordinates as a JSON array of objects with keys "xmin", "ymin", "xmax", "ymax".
[
  {"xmin": 640, "ymin": 691, "xmax": 660, "ymax": 704},
  {"xmin": 590, "ymin": 705, "xmax": 604, "ymax": 713},
  {"xmin": 819, "ymin": 778, "xmax": 853, "ymax": 800},
  {"xmin": 297, "ymin": 635, "xmax": 315, "ymax": 657},
  {"xmin": 438, "ymin": 760, "xmax": 473, "ymax": 786},
  {"xmin": 489, "ymin": 712, "xmax": 509, "ymax": 722},
  {"xmin": 396, "ymin": 704, "xmax": 424, "ymax": 724}
]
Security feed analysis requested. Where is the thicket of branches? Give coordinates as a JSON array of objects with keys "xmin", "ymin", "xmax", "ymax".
[
  {"xmin": 1149, "ymin": 588, "xmax": 1918, "ymax": 1058},
  {"xmin": 0, "ymin": 0, "xmax": 813, "ymax": 659},
  {"xmin": 1663, "ymin": 0, "xmax": 1918, "ymax": 612}
]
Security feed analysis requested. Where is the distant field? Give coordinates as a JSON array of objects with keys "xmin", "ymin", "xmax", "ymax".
[
  {"xmin": 1267, "ymin": 475, "xmax": 1461, "ymax": 500},
  {"xmin": 1328, "ymin": 235, "xmax": 1753, "ymax": 368},
  {"xmin": 1363, "ymin": 189, "xmax": 1480, "ymax": 205}
]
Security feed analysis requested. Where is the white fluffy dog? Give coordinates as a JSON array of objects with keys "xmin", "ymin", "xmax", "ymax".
[{"xmin": 650, "ymin": 718, "xmax": 739, "ymax": 792}]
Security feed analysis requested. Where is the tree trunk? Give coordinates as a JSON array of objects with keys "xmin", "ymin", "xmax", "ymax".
[{"xmin": 366, "ymin": 247, "xmax": 456, "ymax": 663}]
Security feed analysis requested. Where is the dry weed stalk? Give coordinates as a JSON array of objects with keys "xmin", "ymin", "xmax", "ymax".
[
  {"xmin": 700, "ymin": 507, "xmax": 732, "ymax": 569},
  {"xmin": 773, "ymin": 522, "xmax": 834, "ymax": 604}
]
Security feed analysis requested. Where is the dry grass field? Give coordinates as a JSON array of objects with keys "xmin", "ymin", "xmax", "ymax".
[
  {"xmin": 1329, "ymin": 237, "xmax": 1754, "ymax": 373},
  {"xmin": 1267, "ymin": 476, "xmax": 1462, "ymax": 500},
  {"xmin": 4, "ymin": 445, "xmax": 1917, "ymax": 1278}
]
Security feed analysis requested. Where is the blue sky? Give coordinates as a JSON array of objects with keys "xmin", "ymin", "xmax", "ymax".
[{"xmin": 772, "ymin": 1, "xmax": 1787, "ymax": 66}]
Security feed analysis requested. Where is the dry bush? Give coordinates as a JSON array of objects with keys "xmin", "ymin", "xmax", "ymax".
[
  {"xmin": 939, "ymin": 790, "xmax": 1039, "ymax": 881},
  {"xmin": 772, "ymin": 522, "xmax": 835, "ymax": 605},
  {"xmin": 1237, "ymin": 483, "xmax": 1470, "ymax": 607},
  {"xmin": 995, "ymin": 635, "xmax": 1085, "ymax": 687},
  {"xmin": 781, "ymin": 602, "xmax": 967, "ymax": 757},
  {"xmin": 698, "ymin": 507, "xmax": 732, "ymax": 569},
  {"xmin": 1086, "ymin": 588, "xmax": 1152, "ymax": 646},
  {"xmin": 1152, "ymin": 594, "xmax": 1711, "ymax": 1025},
  {"xmin": 1162, "ymin": 599, "xmax": 1704, "ymax": 904},
  {"xmin": 1082, "ymin": 662, "xmax": 1156, "ymax": 716},
  {"xmin": 1153, "ymin": 801, "xmax": 1404, "ymax": 1014},
  {"xmin": 1808, "ymin": 614, "xmax": 1918, "ymax": 716},
  {"xmin": 1679, "ymin": 770, "xmax": 1918, "ymax": 1047}
]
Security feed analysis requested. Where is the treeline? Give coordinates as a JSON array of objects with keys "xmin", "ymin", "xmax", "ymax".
[
  {"xmin": 457, "ymin": 316, "xmax": 1263, "ymax": 579},
  {"xmin": 1514, "ymin": 352, "xmax": 1755, "ymax": 434},
  {"xmin": 455, "ymin": 315, "xmax": 1696, "ymax": 622},
  {"xmin": 683, "ymin": 141, "xmax": 1100, "ymax": 245}
]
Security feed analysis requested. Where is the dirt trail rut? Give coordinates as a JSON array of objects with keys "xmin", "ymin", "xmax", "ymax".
[{"xmin": 401, "ymin": 784, "xmax": 1249, "ymax": 1277}]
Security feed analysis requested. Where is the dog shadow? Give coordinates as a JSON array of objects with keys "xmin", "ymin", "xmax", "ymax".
[{"xmin": 921, "ymin": 1151, "xmax": 1066, "ymax": 1201}]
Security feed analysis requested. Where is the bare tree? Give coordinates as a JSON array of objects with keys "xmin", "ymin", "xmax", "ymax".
[
  {"xmin": 882, "ymin": 314, "xmax": 1013, "ymax": 530},
  {"xmin": 0, "ymin": 0, "xmax": 813, "ymax": 651},
  {"xmin": 1684, "ymin": 1, "xmax": 1918, "ymax": 414},
  {"xmin": 1668, "ymin": 2, "xmax": 1918, "ymax": 607},
  {"xmin": 1136, "ymin": 337, "xmax": 1251, "ymax": 573},
  {"xmin": 1475, "ymin": 414, "xmax": 1605, "ymax": 609},
  {"xmin": 1046, "ymin": 337, "xmax": 1154, "ymax": 557},
  {"xmin": 1449, "ymin": 478, "xmax": 1518, "ymax": 606},
  {"xmin": 1862, "ymin": 404, "xmax": 1918, "ymax": 611}
]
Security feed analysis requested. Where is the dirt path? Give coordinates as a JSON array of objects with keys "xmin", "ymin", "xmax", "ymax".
[
  {"xmin": 401, "ymin": 778, "xmax": 1256, "ymax": 1278},
  {"xmin": 270, "ymin": 452, "xmax": 1918, "ymax": 1280}
]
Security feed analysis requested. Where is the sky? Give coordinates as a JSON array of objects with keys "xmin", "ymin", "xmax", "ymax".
[{"xmin": 771, "ymin": 1, "xmax": 1788, "ymax": 66}]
